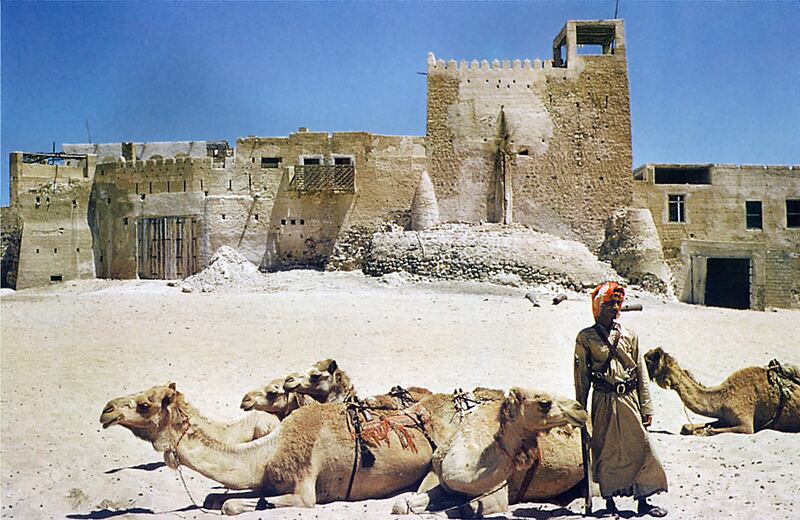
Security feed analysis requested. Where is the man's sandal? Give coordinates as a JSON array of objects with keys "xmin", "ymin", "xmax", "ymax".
[{"xmin": 638, "ymin": 502, "xmax": 667, "ymax": 517}]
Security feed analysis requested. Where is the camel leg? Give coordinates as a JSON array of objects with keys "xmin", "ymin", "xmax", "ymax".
[
  {"xmin": 684, "ymin": 420, "xmax": 754, "ymax": 436},
  {"xmin": 392, "ymin": 472, "xmax": 461, "ymax": 515},
  {"xmin": 449, "ymin": 485, "xmax": 509, "ymax": 518},
  {"xmin": 702, "ymin": 423, "xmax": 754, "ymax": 435},
  {"xmin": 417, "ymin": 470, "xmax": 441, "ymax": 493},
  {"xmin": 221, "ymin": 479, "xmax": 317, "ymax": 515}
]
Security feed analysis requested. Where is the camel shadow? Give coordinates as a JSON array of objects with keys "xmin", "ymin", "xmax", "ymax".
[
  {"xmin": 66, "ymin": 507, "xmax": 155, "ymax": 519},
  {"xmin": 67, "ymin": 505, "xmax": 198, "ymax": 519},
  {"xmin": 104, "ymin": 461, "xmax": 166, "ymax": 474},
  {"xmin": 511, "ymin": 506, "xmax": 580, "ymax": 518}
]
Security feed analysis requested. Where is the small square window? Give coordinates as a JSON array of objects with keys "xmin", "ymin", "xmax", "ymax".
[
  {"xmin": 261, "ymin": 157, "xmax": 281, "ymax": 168},
  {"xmin": 54, "ymin": 248, "xmax": 58, "ymax": 254},
  {"xmin": 668, "ymin": 194, "xmax": 685, "ymax": 223},
  {"xmin": 787, "ymin": 200, "xmax": 800, "ymax": 228},
  {"xmin": 254, "ymin": 214, "xmax": 259, "ymax": 221},
  {"xmin": 36, "ymin": 248, "xmax": 40, "ymax": 254},
  {"xmin": 745, "ymin": 201, "xmax": 762, "ymax": 230},
  {"xmin": 281, "ymin": 219, "xmax": 286, "ymax": 225},
  {"xmin": 221, "ymin": 214, "xmax": 226, "ymax": 220},
  {"xmin": 300, "ymin": 219, "xmax": 305, "ymax": 225},
  {"xmin": 291, "ymin": 219, "xmax": 296, "ymax": 225}
]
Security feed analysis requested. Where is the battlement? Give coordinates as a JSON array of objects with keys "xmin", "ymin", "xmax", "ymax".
[{"xmin": 427, "ymin": 53, "xmax": 555, "ymax": 74}]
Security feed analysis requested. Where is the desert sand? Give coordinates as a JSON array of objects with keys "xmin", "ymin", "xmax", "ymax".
[{"xmin": 1, "ymin": 271, "xmax": 797, "ymax": 519}]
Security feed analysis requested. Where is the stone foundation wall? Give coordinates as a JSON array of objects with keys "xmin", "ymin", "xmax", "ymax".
[{"xmin": 363, "ymin": 223, "xmax": 620, "ymax": 290}]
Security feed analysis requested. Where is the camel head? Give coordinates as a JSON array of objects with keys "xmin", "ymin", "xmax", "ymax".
[
  {"xmin": 499, "ymin": 387, "xmax": 588, "ymax": 433},
  {"xmin": 283, "ymin": 358, "xmax": 355, "ymax": 402},
  {"xmin": 240, "ymin": 376, "xmax": 310, "ymax": 415},
  {"xmin": 100, "ymin": 383, "xmax": 179, "ymax": 442},
  {"xmin": 644, "ymin": 348, "xmax": 678, "ymax": 389}
]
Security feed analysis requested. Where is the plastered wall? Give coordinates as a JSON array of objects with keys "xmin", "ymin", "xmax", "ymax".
[{"xmin": 633, "ymin": 164, "xmax": 800, "ymax": 309}]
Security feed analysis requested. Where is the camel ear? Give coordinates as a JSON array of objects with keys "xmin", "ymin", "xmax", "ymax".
[
  {"xmin": 326, "ymin": 359, "xmax": 338, "ymax": 374},
  {"xmin": 161, "ymin": 387, "xmax": 177, "ymax": 408},
  {"xmin": 501, "ymin": 387, "xmax": 524, "ymax": 425},
  {"xmin": 168, "ymin": 382, "xmax": 177, "ymax": 390}
]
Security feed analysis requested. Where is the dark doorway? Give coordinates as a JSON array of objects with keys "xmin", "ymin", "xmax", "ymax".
[{"xmin": 705, "ymin": 258, "xmax": 750, "ymax": 309}]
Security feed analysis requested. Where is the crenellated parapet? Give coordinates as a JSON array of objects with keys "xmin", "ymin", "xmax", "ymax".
[{"xmin": 427, "ymin": 53, "xmax": 555, "ymax": 74}]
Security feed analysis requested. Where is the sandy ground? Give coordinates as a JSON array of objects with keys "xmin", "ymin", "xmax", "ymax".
[{"xmin": 1, "ymin": 271, "xmax": 798, "ymax": 519}]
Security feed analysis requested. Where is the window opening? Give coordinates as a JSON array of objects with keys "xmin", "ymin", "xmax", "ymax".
[
  {"xmin": 300, "ymin": 219, "xmax": 305, "ymax": 225},
  {"xmin": 291, "ymin": 219, "xmax": 296, "ymax": 225},
  {"xmin": 654, "ymin": 166, "xmax": 711, "ymax": 184},
  {"xmin": 228, "ymin": 180, "xmax": 233, "ymax": 191},
  {"xmin": 50, "ymin": 275, "xmax": 62, "ymax": 282},
  {"xmin": 668, "ymin": 194, "xmax": 685, "ymax": 222},
  {"xmin": 745, "ymin": 201, "xmax": 762, "ymax": 230},
  {"xmin": 254, "ymin": 214, "xmax": 259, "ymax": 221},
  {"xmin": 54, "ymin": 248, "xmax": 58, "ymax": 254},
  {"xmin": 302, "ymin": 157, "xmax": 322, "ymax": 165},
  {"xmin": 261, "ymin": 157, "xmax": 281, "ymax": 168},
  {"xmin": 334, "ymin": 156, "xmax": 352, "ymax": 165},
  {"xmin": 281, "ymin": 219, "xmax": 286, "ymax": 225},
  {"xmin": 787, "ymin": 200, "xmax": 800, "ymax": 228},
  {"xmin": 123, "ymin": 217, "xmax": 128, "ymax": 225}
]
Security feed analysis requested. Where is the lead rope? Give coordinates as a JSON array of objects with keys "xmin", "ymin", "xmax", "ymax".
[{"xmin": 169, "ymin": 408, "xmax": 217, "ymax": 514}]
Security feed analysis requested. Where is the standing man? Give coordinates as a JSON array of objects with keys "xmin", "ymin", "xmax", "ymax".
[{"xmin": 574, "ymin": 282, "xmax": 668, "ymax": 517}]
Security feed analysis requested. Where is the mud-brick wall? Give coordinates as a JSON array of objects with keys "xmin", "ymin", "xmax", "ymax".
[
  {"xmin": 342, "ymin": 134, "xmax": 426, "ymax": 227},
  {"xmin": 1, "ymin": 207, "xmax": 21, "ymax": 288},
  {"xmin": 238, "ymin": 132, "xmax": 423, "ymax": 269},
  {"xmin": 426, "ymin": 49, "xmax": 632, "ymax": 251},
  {"xmin": 93, "ymin": 157, "xmax": 274, "ymax": 278},
  {"xmin": 766, "ymin": 250, "xmax": 800, "ymax": 308},
  {"xmin": 632, "ymin": 164, "xmax": 800, "ymax": 309},
  {"xmin": 13, "ymin": 180, "xmax": 95, "ymax": 289}
]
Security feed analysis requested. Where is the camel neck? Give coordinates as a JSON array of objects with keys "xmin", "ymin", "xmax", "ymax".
[
  {"xmin": 164, "ymin": 405, "xmax": 279, "ymax": 490},
  {"xmin": 670, "ymin": 365, "xmax": 721, "ymax": 419}
]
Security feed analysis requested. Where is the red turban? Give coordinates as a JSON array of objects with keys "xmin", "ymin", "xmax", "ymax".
[{"xmin": 591, "ymin": 282, "xmax": 625, "ymax": 320}]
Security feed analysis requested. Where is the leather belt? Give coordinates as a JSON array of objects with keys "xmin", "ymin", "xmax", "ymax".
[{"xmin": 592, "ymin": 378, "xmax": 637, "ymax": 395}]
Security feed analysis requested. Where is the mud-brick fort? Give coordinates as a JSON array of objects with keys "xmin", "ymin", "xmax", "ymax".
[{"xmin": 2, "ymin": 20, "xmax": 798, "ymax": 310}]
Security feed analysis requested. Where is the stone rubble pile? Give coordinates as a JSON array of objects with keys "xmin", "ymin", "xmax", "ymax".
[
  {"xmin": 363, "ymin": 223, "xmax": 622, "ymax": 291},
  {"xmin": 181, "ymin": 246, "xmax": 268, "ymax": 293}
]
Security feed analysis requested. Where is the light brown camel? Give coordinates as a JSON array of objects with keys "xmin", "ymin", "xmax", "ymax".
[
  {"xmin": 100, "ymin": 383, "xmax": 279, "ymax": 444},
  {"xmin": 398, "ymin": 389, "xmax": 586, "ymax": 509},
  {"xmin": 393, "ymin": 388, "xmax": 588, "ymax": 516},
  {"xmin": 240, "ymin": 375, "xmax": 314, "ymax": 419},
  {"xmin": 282, "ymin": 358, "xmax": 431, "ymax": 408},
  {"xmin": 103, "ymin": 383, "xmax": 434, "ymax": 515},
  {"xmin": 644, "ymin": 347, "xmax": 800, "ymax": 435}
]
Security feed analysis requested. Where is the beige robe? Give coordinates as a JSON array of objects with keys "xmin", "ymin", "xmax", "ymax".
[{"xmin": 574, "ymin": 322, "xmax": 668, "ymax": 499}]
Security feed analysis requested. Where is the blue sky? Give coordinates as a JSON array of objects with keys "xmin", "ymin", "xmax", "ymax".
[{"xmin": 2, "ymin": 1, "xmax": 798, "ymax": 206}]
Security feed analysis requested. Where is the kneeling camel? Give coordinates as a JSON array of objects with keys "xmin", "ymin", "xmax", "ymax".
[
  {"xmin": 103, "ymin": 383, "xmax": 434, "ymax": 515},
  {"xmin": 644, "ymin": 347, "xmax": 800, "ymax": 435},
  {"xmin": 393, "ymin": 388, "xmax": 588, "ymax": 516}
]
